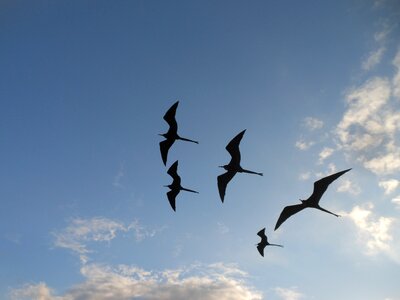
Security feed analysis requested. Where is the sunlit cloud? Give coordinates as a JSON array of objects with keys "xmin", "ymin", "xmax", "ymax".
[
  {"xmin": 298, "ymin": 172, "xmax": 311, "ymax": 181},
  {"xmin": 392, "ymin": 48, "xmax": 400, "ymax": 99},
  {"xmin": 9, "ymin": 263, "xmax": 262, "ymax": 300},
  {"xmin": 391, "ymin": 196, "xmax": 400, "ymax": 209},
  {"xmin": 295, "ymin": 139, "xmax": 314, "ymax": 150},
  {"xmin": 53, "ymin": 217, "xmax": 160, "ymax": 263},
  {"xmin": 318, "ymin": 147, "xmax": 334, "ymax": 164},
  {"xmin": 344, "ymin": 203, "xmax": 399, "ymax": 263},
  {"xmin": 336, "ymin": 179, "xmax": 361, "ymax": 195},
  {"xmin": 378, "ymin": 179, "xmax": 400, "ymax": 194},
  {"xmin": 274, "ymin": 287, "xmax": 304, "ymax": 300}
]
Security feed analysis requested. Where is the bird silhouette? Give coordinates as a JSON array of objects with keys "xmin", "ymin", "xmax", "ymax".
[
  {"xmin": 217, "ymin": 130, "xmax": 263, "ymax": 202},
  {"xmin": 164, "ymin": 160, "xmax": 198, "ymax": 211},
  {"xmin": 159, "ymin": 101, "xmax": 198, "ymax": 165},
  {"xmin": 274, "ymin": 168, "xmax": 351, "ymax": 230},
  {"xmin": 256, "ymin": 228, "xmax": 283, "ymax": 257}
]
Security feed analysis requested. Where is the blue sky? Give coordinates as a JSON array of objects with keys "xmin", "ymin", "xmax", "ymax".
[{"xmin": 1, "ymin": 1, "xmax": 400, "ymax": 299}]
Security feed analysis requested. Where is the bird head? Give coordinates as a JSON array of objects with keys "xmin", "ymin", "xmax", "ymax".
[
  {"xmin": 159, "ymin": 133, "xmax": 167, "ymax": 138},
  {"xmin": 299, "ymin": 199, "xmax": 305, "ymax": 203},
  {"xmin": 164, "ymin": 185, "xmax": 171, "ymax": 189},
  {"xmin": 219, "ymin": 165, "xmax": 228, "ymax": 170}
]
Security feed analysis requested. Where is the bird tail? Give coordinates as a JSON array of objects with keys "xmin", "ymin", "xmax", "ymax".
[{"xmin": 181, "ymin": 187, "xmax": 199, "ymax": 193}]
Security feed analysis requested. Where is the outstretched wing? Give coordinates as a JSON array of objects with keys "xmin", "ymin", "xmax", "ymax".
[
  {"xmin": 257, "ymin": 244, "xmax": 265, "ymax": 257},
  {"xmin": 163, "ymin": 101, "xmax": 179, "ymax": 132},
  {"xmin": 167, "ymin": 189, "xmax": 179, "ymax": 212},
  {"xmin": 274, "ymin": 203, "xmax": 306, "ymax": 230},
  {"xmin": 160, "ymin": 139, "xmax": 175, "ymax": 166},
  {"xmin": 217, "ymin": 170, "xmax": 236, "ymax": 203},
  {"xmin": 167, "ymin": 160, "xmax": 180, "ymax": 182},
  {"xmin": 311, "ymin": 168, "xmax": 352, "ymax": 204},
  {"xmin": 257, "ymin": 228, "xmax": 266, "ymax": 240},
  {"xmin": 225, "ymin": 130, "xmax": 246, "ymax": 165}
]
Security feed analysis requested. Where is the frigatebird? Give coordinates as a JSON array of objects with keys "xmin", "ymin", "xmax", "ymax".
[
  {"xmin": 256, "ymin": 228, "xmax": 283, "ymax": 257},
  {"xmin": 217, "ymin": 130, "xmax": 263, "ymax": 202},
  {"xmin": 164, "ymin": 160, "xmax": 198, "ymax": 211},
  {"xmin": 274, "ymin": 168, "xmax": 351, "ymax": 230},
  {"xmin": 159, "ymin": 101, "xmax": 198, "ymax": 165}
]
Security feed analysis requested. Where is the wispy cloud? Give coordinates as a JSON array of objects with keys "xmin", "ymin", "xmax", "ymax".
[
  {"xmin": 298, "ymin": 172, "xmax": 311, "ymax": 181},
  {"xmin": 295, "ymin": 139, "xmax": 314, "ymax": 150},
  {"xmin": 362, "ymin": 47, "xmax": 386, "ymax": 71},
  {"xmin": 217, "ymin": 222, "xmax": 230, "ymax": 234},
  {"xmin": 378, "ymin": 179, "xmax": 400, "ymax": 194},
  {"xmin": 318, "ymin": 147, "xmax": 334, "ymax": 164},
  {"xmin": 337, "ymin": 179, "xmax": 361, "ymax": 195},
  {"xmin": 113, "ymin": 163, "xmax": 125, "ymax": 188},
  {"xmin": 52, "ymin": 217, "xmax": 160, "ymax": 263},
  {"xmin": 275, "ymin": 287, "xmax": 304, "ymax": 300},
  {"xmin": 303, "ymin": 117, "xmax": 323, "ymax": 130},
  {"xmin": 9, "ymin": 263, "xmax": 262, "ymax": 300}
]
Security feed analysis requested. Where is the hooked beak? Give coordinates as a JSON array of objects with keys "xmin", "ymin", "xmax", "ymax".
[{"xmin": 218, "ymin": 166, "xmax": 224, "ymax": 168}]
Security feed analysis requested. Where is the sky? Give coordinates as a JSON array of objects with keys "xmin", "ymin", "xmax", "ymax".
[{"xmin": 1, "ymin": 0, "xmax": 400, "ymax": 299}]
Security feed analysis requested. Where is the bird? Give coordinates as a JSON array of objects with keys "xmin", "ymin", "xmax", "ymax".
[
  {"xmin": 217, "ymin": 129, "xmax": 263, "ymax": 202},
  {"xmin": 256, "ymin": 228, "xmax": 283, "ymax": 257},
  {"xmin": 159, "ymin": 101, "xmax": 198, "ymax": 165},
  {"xmin": 274, "ymin": 168, "xmax": 351, "ymax": 231},
  {"xmin": 164, "ymin": 160, "xmax": 198, "ymax": 211}
]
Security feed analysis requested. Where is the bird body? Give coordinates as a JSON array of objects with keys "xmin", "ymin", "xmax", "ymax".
[
  {"xmin": 217, "ymin": 130, "xmax": 263, "ymax": 202},
  {"xmin": 165, "ymin": 160, "xmax": 198, "ymax": 211},
  {"xmin": 159, "ymin": 101, "xmax": 198, "ymax": 165},
  {"xmin": 274, "ymin": 168, "xmax": 351, "ymax": 230},
  {"xmin": 256, "ymin": 228, "xmax": 283, "ymax": 257}
]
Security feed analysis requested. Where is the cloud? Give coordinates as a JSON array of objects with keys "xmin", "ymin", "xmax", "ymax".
[
  {"xmin": 318, "ymin": 147, "xmax": 334, "ymax": 164},
  {"xmin": 362, "ymin": 47, "xmax": 386, "ymax": 71},
  {"xmin": 391, "ymin": 196, "xmax": 400, "ymax": 209},
  {"xmin": 9, "ymin": 263, "xmax": 262, "ymax": 300},
  {"xmin": 295, "ymin": 140, "xmax": 314, "ymax": 150},
  {"xmin": 217, "ymin": 222, "xmax": 230, "ymax": 234},
  {"xmin": 53, "ymin": 217, "xmax": 159, "ymax": 263},
  {"xmin": 378, "ymin": 179, "xmax": 400, "ymax": 194},
  {"xmin": 113, "ymin": 163, "xmax": 125, "ymax": 188},
  {"xmin": 336, "ymin": 179, "xmax": 361, "ymax": 195},
  {"xmin": 274, "ymin": 287, "xmax": 304, "ymax": 300},
  {"xmin": 298, "ymin": 172, "xmax": 311, "ymax": 181},
  {"xmin": 303, "ymin": 117, "xmax": 323, "ymax": 130},
  {"xmin": 392, "ymin": 48, "xmax": 400, "ymax": 99},
  {"xmin": 334, "ymin": 70, "xmax": 400, "ymax": 175},
  {"xmin": 344, "ymin": 203, "xmax": 400, "ymax": 262}
]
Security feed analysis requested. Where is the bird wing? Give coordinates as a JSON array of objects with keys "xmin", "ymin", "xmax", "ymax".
[
  {"xmin": 257, "ymin": 228, "xmax": 266, "ymax": 240},
  {"xmin": 225, "ymin": 130, "xmax": 246, "ymax": 165},
  {"xmin": 274, "ymin": 203, "xmax": 306, "ymax": 230},
  {"xmin": 167, "ymin": 189, "xmax": 179, "ymax": 211},
  {"xmin": 311, "ymin": 168, "xmax": 352, "ymax": 204},
  {"xmin": 163, "ymin": 101, "xmax": 179, "ymax": 132},
  {"xmin": 217, "ymin": 170, "xmax": 236, "ymax": 203},
  {"xmin": 257, "ymin": 244, "xmax": 265, "ymax": 257},
  {"xmin": 159, "ymin": 139, "xmax": 175, "ymax": 166},
  {"xmin": 167, "ymin": 160, "xmax": 180, "ymax": 181}
]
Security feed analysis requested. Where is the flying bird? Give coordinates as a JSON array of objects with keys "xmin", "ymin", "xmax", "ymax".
[
  {"xmin": 256, "ymin": 228, "xmax": 283, "ymax": 257},
  {"xmin": 274, "ymin": 168, "xmax": 351, "ymax": 231},
  {"xmin": 217, "ymin": 129, "xmax": 263, "ymax": 202},
  {"xmin": 159, "ymin": 101, "xmax": 198, "ymax": 165},
  {"xmin": 164, "ymin": 160, "xmax": 198, "ymax": 211}
]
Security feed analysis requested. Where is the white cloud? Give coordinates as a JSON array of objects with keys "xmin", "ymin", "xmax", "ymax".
[
  {"xmin": 318, "ymin": 147, "xmax": 334, "ymax": 164},
  {"xmin": 9, "ymin": 263, "xmax": 262, "ymax": 300},
  {"xmin": 217, "ymin": 222, "xmax": 230, "ymax": 234},
  {"xmin": 298, "ymin": 172, "xmax": 311, "ymax": 181},
  {"xmin": 362, "ymin": 47, "xmax": 385, "ymax": 71},
  {"xmin": 344, "ymin": 203, "xmax": 399, "ymax": 262},
  {"xmin": 374, "ymin": 27, "xmax": 390, "ymax": 43},
  {"xmin": 303, "ymin": 117, "xmax": 323, "ymax": 130},
  {"xmin": 391, "ymin": 196, "xmax": 400, "ymax": 209},
  {"xmin": 392, "ymin": 48, "xmax": 400, "ymax": 99},
  {"xmin": 334, "ymin": 70, "xmax": 400, "ymax": 175},
  {"xmin": 337, "ymin": 179, "xmax": 361, "ymax": 195},
  {"xmin": 53, "ymin": 217, "xmax": 159, "ymax": 263},
  {"xmin": 275, "ymin": 287, "xmax": 304, "ymax": 300},
  {"xmin": 378, "ymin": 179, "xmax": 400, "ymax": 194},
  {"xmin": 113, "ymin": 163, "xmax": 125, "ymax": 188},
  {"xmin": 295, "ymin": 140, "xmax": 314, "ymax": 150}
]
